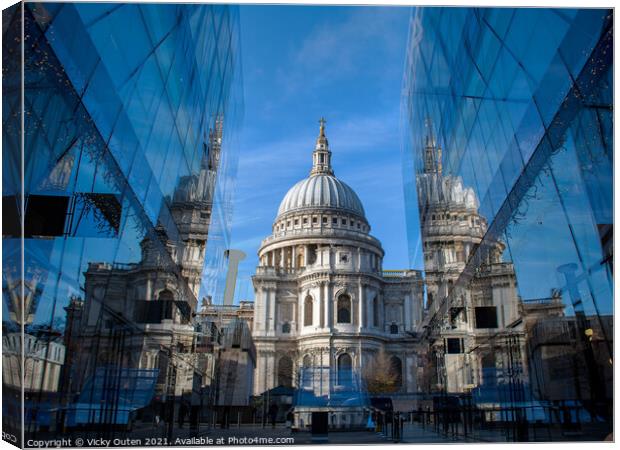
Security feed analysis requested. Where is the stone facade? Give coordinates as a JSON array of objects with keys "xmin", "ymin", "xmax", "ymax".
[
  {"xmin": 251, "ymin": 121, "xmax": 425, "ymax": 423},
  {"xmin": 3, "ymin": 332, "xmax": 65, "ymax": 393},
  {"xmin": 196, "ymin": 301, "xmax": 256, "ymax": 407}
]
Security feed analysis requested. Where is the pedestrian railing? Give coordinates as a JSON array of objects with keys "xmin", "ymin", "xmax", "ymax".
[{"xmin": 402, "ymin": 402, "xmax": 611, "ymax": 442}]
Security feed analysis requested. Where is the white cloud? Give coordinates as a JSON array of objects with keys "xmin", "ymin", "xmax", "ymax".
[
  {"xmin": 302, "ymin": 10, "xmax": 401, "ymax": 65},
  {"xmin": 278, "ymin": 8, "xmax": 408, "ymax": 93},
  {"xmin": 327, "ymin": 110, "xmax": 401, "ymax": 156}
]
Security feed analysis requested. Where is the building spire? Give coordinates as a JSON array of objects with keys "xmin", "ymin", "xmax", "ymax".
[
  {"xmin": 310, "ymin": 117, "xmax": 334, "ymax": 176},
  {"xmin": 423, "ymin": 118, "xmax": 442, "ymax": 175}
]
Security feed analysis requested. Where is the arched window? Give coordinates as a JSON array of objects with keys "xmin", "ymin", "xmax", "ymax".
[
  {"xmin": 307, "ymin": 245, "xmax": 317, "ymax": 264},
  {"xmin": 337, "ymin": 294, "xmax": 351, "ymax": 323},
  {"xmin": 278, "ymin": 356, "xmax": 293, "ymax": 388},
  {"xmin": 281, "ymin": 322, "xmax": 291, "ymax": 333},
  {"xmin": 302, "ymin": 355, "xmax": 312, "ymax": 387},
  {"xmin": 337, "ymin": 353, "xmax": 353, "ymax": 385},
  {"xmin": 158, "ymin": 289, "xmax": 174, "ymax": 301},
  {"xmin": 304, "ymin": 295, "xmax": 313, "ymax": 326},
  {"xmin": 390, "ymin": 323, "xmax": 398, "ymax": 334},
  {"xmin": 389, "ymin": 356, "xmax": 403, "ymax": 389}
]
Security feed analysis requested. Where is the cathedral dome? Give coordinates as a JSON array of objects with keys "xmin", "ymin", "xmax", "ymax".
[
  {"xmin": 277, "ymin": 174, "xmax": 365, "ymax": 218},
  {"xmin": 276, "ymin": 119, "xmax": 366, "ymax": 219}
]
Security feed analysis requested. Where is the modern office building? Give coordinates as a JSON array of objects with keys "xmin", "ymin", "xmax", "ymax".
[
  {"xmin": 402, "ymin": 7, "xmax": 613, "ymax": 438},
  {"xmin": 2, "ymin": 2, "xmax": 242, "ymax": 442},
  {"xmin": 196, "ymin": 300, "xmax": 256, "ymax": 425},
  {"xmin": 416, "ymin": 132, "xmax": 532, "ymax": 396}
]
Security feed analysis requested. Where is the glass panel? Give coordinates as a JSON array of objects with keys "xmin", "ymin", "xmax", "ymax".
[
  {"xmin": 402, "ymin": 6, "xmax": 612, "ymax": 441},
  {"xmin": 9, "ymin": 3, "xmax": 244, "ymax": 442}
]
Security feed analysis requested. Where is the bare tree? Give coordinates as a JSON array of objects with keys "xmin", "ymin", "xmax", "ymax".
[{"xmin": 362, "ymin": 351, "xmax": 402, "ymax": 395}]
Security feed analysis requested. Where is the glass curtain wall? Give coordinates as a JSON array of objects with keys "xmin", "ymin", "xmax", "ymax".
[
  {"xmin": 402, "ymin": 7, "xmax": 612, "ymax": 441},
  {"xmin": 2, "ymin": 3, "xmax": 242, "ymax": 444}
]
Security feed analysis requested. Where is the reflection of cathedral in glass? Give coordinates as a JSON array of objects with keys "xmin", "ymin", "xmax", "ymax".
[
  {"xmin": 252, "ymin": 121, "xmax": 424, "ymax": 428},
  {"xmin": 416, "ymin": 128, "xmax": 563, "ymax": 395},
  {"xmin": 403, "ymin": 7, "xmax": 613, "ymax": 431},
  {"xmin": 65, "ymin": 121, "xmax": 224, "ymax": 401},
  {"xmin": 2, "ymin": 3, "xmax": 614, "ymax": 443},
  {"xmin": 2, "ymin": 2, "xmax": 242, "ymax": 442}
]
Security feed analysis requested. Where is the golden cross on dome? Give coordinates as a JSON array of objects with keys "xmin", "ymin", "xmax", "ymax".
[{"xmin": 319, "ymin": 117, "xmax": 326, "ymax": 135}]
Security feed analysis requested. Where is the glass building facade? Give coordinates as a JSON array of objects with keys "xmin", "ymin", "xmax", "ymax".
[
  {"xmin": 3, "ymin": 2, "xmax": 242, "ymax": 444},
  {"xmin": 402, "ymin": 8, "xmax": 612, "ymax": 440}
]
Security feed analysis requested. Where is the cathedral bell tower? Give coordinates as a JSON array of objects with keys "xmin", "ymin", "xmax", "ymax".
[
  {"xmin": 423, "ymin": 134, "xmax": 442, "ymax": 175},
  {"xmin": 139, "ymin": 119, "xmax": 223, "ymax": 304}
]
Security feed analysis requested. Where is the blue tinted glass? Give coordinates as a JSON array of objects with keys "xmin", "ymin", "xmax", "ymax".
[{"xmin": 402, "ymin": 7, "xmax": 613, "ymax": 439}]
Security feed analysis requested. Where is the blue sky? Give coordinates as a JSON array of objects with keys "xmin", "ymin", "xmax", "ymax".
[{"xmin": 230, "ymin": 5, "xmax": 416, "ymax": 302}]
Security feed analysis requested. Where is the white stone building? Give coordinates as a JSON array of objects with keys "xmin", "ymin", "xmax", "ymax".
[
  {"xmin": 2, "ymin": 332, "xmax": 65, "ymax": 393},
  {"xmin": 251, "ymin": 121, "xmax": 425, "ymax": 426},
  {"xmin": 196, "ymin": 300, "xmax": 255, "ymax": 409}
]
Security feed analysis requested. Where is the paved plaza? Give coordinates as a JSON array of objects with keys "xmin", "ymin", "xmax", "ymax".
[{"xmin": 26, "ymin": 419, "xmax": 613, "ymax": 446}]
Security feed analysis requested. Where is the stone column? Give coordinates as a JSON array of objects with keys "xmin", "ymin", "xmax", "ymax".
[
  {"xmin": 301, "ymin": 291, "xmax": 307, "ymax": 329},
  {"xmin": 404, "ymin": 294, "xmax": 412, "ymax": 331},
  {"xmin": 263, "ymin": 355, "xmax": 269, "ymax": 392},
  {"xmin": 319, "ymin": 282, "xmax": 325, "ymax": 328},
  {"xmin": 253, "ymin": 353, "xmax": 262, "ymax": 394},
  {"xmin": 304, "ymin": 245, "xmax": 309, "ymax": 266},
  {"xmin": 267, "ymin": 353, "xmax": 275, "ymax": 391},
  {"xmin": 292, "ymin": 302, "xmax": 297, "ymax": 333},
  {"xmin": 358, "ymin": 283, "xmax": 364, "ymax": 331},
  {"xmin": 146, "ymin": 276, "xmax": 152, "ymax": 301},
  {"xmin": 262, "ymin": 287, "xmax": 270, "ymax": 333},
  {"xmin": 313, "ymin": 291, "xmax": 320, "ymax": 327},
  {"xmin": 279, "ymin": 249, "xmax": 285, "ymax": 269},
  {"xmin": 325, "ymin": 282, "xmax": 332, "ymax": 329},
  {"xmin": 292, "ymin": 245, "xmax": 297, "ymax": 269},
  {"xmin": 254, "ymin": 287, "xmax": 262, "ymax": 333},
  {"xmin": 264, "ymin": 288, "xmax": 271, "ymax": 334},
  {"xmin": 406, "ymin": 355, "xmax": 416, "ymax": 392},
  {"xmin": 270, "ymin": 289, "xmax": 277, "ymax": 333},
  {"xmin": 379, "ymin": 294, "xmax": 385, "ymax": 332}
]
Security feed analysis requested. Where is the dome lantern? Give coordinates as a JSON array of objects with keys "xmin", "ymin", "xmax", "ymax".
[
  {"xmin": 276, "ymin": 119, "xmax": 366, "ymax": 221},
  {"xmin": 310, "ymin": 117, "xmax": 334, "ymax": 176}
]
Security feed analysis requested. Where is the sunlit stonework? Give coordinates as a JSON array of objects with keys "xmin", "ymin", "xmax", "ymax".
[{"xmin": 252, "ymin": 120, "xmax": 425, "ymax": 427}]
